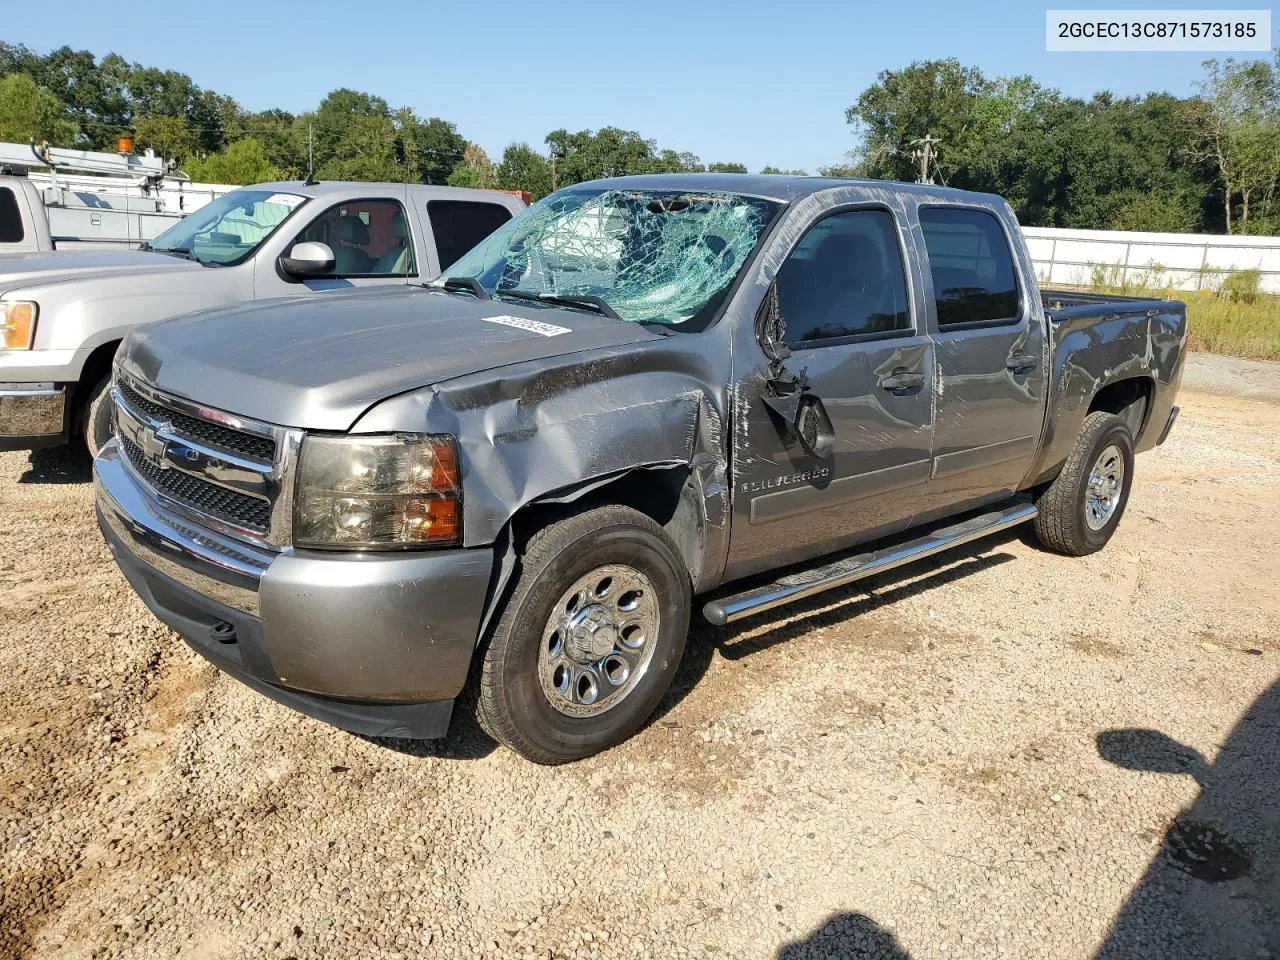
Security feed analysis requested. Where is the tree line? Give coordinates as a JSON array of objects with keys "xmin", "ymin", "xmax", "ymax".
[
  {"xmin": 842, "ymin": 55, "xmax": 1280, "ymax": 235},
  {"xmin": 0, "ymin": 43, "xmax": 1276, "ymax": 234}
]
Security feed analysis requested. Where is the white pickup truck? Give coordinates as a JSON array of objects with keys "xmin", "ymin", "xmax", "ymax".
[{"xmin": 0, "ymin": 180, "xmax": 525, "ymax": 454}]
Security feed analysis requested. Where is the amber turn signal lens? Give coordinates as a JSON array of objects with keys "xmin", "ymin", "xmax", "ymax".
[
  {"xmin": 2, "ymin": 302, "xmax": 36, "ymax": 350},
  {"xmin": 404, "ymin": 497, "xmax": 460, "ymax": 542}
]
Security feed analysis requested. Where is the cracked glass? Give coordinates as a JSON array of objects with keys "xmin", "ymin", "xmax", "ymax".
[{"xmin": 439, "ymin": 188, "xmax": 781, "ymax": 329}]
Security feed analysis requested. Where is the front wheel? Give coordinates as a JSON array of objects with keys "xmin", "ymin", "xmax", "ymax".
[
  {"xmin": 475, "ymin": 505, "xmax": 691, "ymax": 764},
  {"xmin": 1033, "ymin": 411, "xmax": 1135, "ymax": 556},
  {"xmin": 83, "ymin": 375, "xmax": 114, "ymax": 458}
]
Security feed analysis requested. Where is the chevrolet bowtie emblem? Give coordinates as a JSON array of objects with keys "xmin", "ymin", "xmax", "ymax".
[{"xmin": 140, "ymin": 423, "xmax": 170, "ymax": 466}]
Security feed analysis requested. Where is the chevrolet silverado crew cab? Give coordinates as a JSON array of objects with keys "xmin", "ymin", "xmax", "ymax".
[
  {"xmin": 95, "ymin": 174, "xmax": 1186, "ymax": 764},
  {"xmin": 0, "ymin": 181, "xmax": 523, "ymax": 455}
]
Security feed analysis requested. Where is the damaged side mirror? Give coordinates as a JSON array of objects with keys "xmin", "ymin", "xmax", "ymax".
[{"xmin": 756, "ymin": 283, "xmax": 834, "ymax": 459}]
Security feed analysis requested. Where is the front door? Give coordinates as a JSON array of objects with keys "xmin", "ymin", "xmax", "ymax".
[
  {"xmin": 914, "ymin": 205, "xmax": 1048, "ymax": 517},
  {"xmin": 255, "ymin": 196, "xmax": 420, "ymax": 298},
  {"xmin": 726, "ymin": 206, "xmax": 935, "ymax": 581}
]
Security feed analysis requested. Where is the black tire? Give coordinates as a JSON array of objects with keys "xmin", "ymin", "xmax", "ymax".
[
  {"xmin": 83, "ymin": 375, "xmax": 115, "ymax": 458},
  {"xmin": 475, "ymin": 505, "xmax": 691, "ymax": 764},
  {"xmin": 1033, "ymin": 411, "xmax": 1135, "ymax": 556}
]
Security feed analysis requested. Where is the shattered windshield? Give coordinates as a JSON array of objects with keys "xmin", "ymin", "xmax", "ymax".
[{"xmin": 438, "ymin": 188, "xmax": 781, "ymax": 329}]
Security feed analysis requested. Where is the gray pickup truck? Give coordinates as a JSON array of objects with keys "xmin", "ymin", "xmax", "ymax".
[
  {"xmin": 94, "ymin": 174, "xmax": 1186, "ymax": 763},
  {"xmin": 0, "ymin": 181, "xmax": 523, "ymax": 454}
]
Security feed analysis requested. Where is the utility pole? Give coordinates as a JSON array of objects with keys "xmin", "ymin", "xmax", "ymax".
[
  {"xmin": 909, "ymin": 135, "xmax": 941, "ymax": 184},
  {"xmin": 307, "ymin": 123, "xmax": 315, "ymax": 180}
]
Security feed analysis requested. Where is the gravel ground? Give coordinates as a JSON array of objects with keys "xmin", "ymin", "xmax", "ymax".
[{"xmin": 2, "ymin": 387, "xmax": 1278, "ymax": 960}]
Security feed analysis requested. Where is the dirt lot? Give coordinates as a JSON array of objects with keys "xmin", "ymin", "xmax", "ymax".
[{"xmin": 2, "ymin": 385, "xmax": 1278, "ymax": 960}]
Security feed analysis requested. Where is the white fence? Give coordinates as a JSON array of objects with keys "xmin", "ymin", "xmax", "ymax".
[{"xmin": 1023, "ymin": 226, "xmax": 1280, "ymax": 294}]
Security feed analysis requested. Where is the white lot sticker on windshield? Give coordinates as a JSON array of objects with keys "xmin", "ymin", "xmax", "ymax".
[
  {"xmin": 264, "ymin": 193, "xmax": 306, "ymax": 208},
  {"xmin": 484, "ymin": 315, "xmax": 571, "ymax": 337}
]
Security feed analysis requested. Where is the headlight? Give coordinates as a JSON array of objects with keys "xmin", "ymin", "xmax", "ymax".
[
  {"xmin": 1, "ymin": 301, "xmax": 37, "ymax": 350},
  {"xmin": 293, "ymin": 434, "xmax": 461, "ymax": 549}
]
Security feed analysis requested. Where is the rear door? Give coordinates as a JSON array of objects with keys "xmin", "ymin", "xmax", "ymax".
[
  {"xmin": 915, "ymin": 205, "xmax": 1047, "ymax": 516},
  {"xmin": 726, "ymin": 205, "xmax": 935, "ymax": 579},
  {"xmin": 422, "ymin": 199, "xmax": 516, "ymax": 277}
]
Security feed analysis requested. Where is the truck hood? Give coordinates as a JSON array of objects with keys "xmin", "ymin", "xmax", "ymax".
[
  {"xmin": 118, "ymin": 286, "xmax": 665, "ymax": 431},
  {"xmin": 0, "ymin": 249, "xmax": 199, "ymax": 292}
]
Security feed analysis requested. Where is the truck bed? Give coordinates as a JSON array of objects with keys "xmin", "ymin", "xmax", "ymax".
[{"xmin": 1040, "ymin": 288, "xmax": 1183, "ymax": 321}]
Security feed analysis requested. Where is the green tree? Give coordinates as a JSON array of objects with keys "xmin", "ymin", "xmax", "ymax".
[
  {"xmin": 496, "ymin": 143, "xmax": 552, "ymax": 198},
  {"xmin": 707, "ymin": 161, "xmax": 748, "ymax": 173},
  {"xmin": 447, "ymin": 142, "xmax": 496, "ymax": 189},
  {"xmin": 654, "ymin": 149, "xmax": 703, "ymax": 173},
  {"xmin": 761, "ymin": 166, "xmax": 809, "ymax": 175},
  {"xmin": 847, "ymin": 58, "xmax": 991, "ymax": 183},
  {"xmin": 405, "ymin": 115, "xmax": 466, "ymax": 185},
  {"xmin": 311, "ymin": 88, "xmax": 391, "ymax": 172},
  {"xmin": 317, "ymin": 113, "xmax": 404, "ymax": 181},
  {"xmin": 134, "ymin": 114, "xmax": 196, "ymax": 165},
  {"xmin": 0, "ymin": 73, "xmax": 78, "ymax": 145},
  {"xmin": 1185, "ymin": 57, "xmax": 1278, "ymax": 234},
  {"xmin": 817, "ymin": 163, "xmax": 859, "ymax": 178},
  {"xmin": 544, "ymin": 127, "xmax": 663, "ymax": 184},
  {"xmin": 183, "ymin": 137, "xmax": 278, "ymax": 185}
]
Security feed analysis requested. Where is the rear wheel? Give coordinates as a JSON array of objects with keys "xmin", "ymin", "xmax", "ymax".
[
  {"xmin": 83, "ymin": 375, "xmax": 114, "ymax": 458},
  {"xmin": 1033, "ymin": 411, "xmax": 1135, "ymax": 556},
  {"xmin": 475, "ymin": 505, "xmax": 690, "ymax": 764}
]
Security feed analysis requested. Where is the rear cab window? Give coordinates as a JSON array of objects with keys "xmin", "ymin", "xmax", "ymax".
[
  {"xmin": 919, "ymin": 207, "xmax": 1020, "ymax": 327},
  {"xmin": 0, "ymin": 187, "xmax": 25, "ymax": 243},
  {"xmin": 427, "ymin": 200, "xmax": 514, "ymax": 272}
]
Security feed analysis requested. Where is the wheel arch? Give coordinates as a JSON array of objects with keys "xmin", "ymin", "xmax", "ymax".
[
  {"xmin": 74, "ymin": 339, "xmax": 121, "ymax": 430},
  {"xmin": 473, "ymin": 460, "xmax": 723, "ymax": 652},
  {"xmin": 1087, "ymin": 375, "xmax": 1154, "ymax": 443}
]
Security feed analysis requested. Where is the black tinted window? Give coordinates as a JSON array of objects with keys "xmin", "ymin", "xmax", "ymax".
[
  {"xmin": 427, "ymin": 200, "xmax": 513, "ymax": 271},
  {"xmin": 776, "ymin": 209, "xmax": 911, "ymax": 345},
  {"xmin": 920, "ymin": 207, "xmax": 1019, "ymax": 326},
  {"xmin": 0, "ymin": 188, "xmax": 24, "ymax": 243}
]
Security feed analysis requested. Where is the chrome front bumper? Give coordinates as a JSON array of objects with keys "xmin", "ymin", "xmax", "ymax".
[
  {"xmin": 0, "ymin": 383, "xmax": 67, "ymax": 446},
  {"xmin": 95, "ymin": 439, "xmax": 496, "ymax": 735}
]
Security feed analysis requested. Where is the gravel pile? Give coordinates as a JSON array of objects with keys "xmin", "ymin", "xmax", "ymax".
[{"xmin": 2, "ymin": 388, "xmax": 1277, "ymax": 960}]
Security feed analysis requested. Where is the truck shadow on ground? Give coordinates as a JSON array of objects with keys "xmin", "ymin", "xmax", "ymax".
[
  {"xmin": 16, "ymin": 445, "xmax": 93, "ymax": 484},
  {"xmin": 1092, "ymin": 679, "xmax": 1280, "ymax": 958},
  {"xmin": 372, "ymin": 531, "xmax": 1022, "ymax": 763},
  {"xmin": 661, "ymin": 528, "xmax": 1023, "ymax": 721},
  {"xmin": 776, "ymin": 912, "xmax": 913, "ymax": 959}
]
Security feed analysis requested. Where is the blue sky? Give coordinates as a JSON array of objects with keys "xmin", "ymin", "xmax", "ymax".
[{"xmin": 15, "ymin": 0, "xmax": 1279, "ymax": 174}]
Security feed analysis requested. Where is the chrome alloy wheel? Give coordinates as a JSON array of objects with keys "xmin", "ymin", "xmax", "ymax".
[
  {"xmin": 1085, "ymin": 443, "xmax": 1125, "ymax": 531},
  {"xmin": 537, "ymin": 563, "xmax": 661, "ymax": 717}
]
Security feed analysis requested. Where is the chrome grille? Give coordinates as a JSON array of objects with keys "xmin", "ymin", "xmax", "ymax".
[
  {"xmin": 117, "ymin": 380, "xmax": 275, "ymax": 464},
  {"xmin": 121, "ymin": 436, "xmax": 272, "ymax": 533},
  {"xmin": 111, "ymin": 373, "xmax": 302, "ymax": 548}
]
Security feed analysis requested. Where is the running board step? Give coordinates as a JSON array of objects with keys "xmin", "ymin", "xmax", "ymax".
[{"xmin": 702, "ymin": 501, "xmax": 1038, "ymax": 626}]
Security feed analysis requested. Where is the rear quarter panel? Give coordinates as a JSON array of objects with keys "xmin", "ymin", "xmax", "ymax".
[{"xmin": 1027, "ymin": 297, "xmax": 1187, "ymax": 487}]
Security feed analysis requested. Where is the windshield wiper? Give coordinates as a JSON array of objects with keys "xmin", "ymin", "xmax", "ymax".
[
  {"xmin": 498, "ymin": 289, "xmax": 621, "ymax": 320},
  {"xmin": 150, "ymin": 245, "xmax": 194, "ymax": 260},
  {"xmin": 439, "ymin": 276, "xmax": 490, "ymax": 299}
]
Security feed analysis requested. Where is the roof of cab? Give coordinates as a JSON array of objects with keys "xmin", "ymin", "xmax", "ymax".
[
  {"xmin": 577, "ymin": 173, "xmax": 1003, "ymax": 205},
  {"xmin": 242, "ymin": 180, "xmax": 524, "ymax": 204}
]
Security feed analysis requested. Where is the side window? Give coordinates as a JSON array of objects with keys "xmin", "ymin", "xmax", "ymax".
[
  {"xmin": 0, "ymin": 187, "xmax": 25, "ymax": 243},
  {"xmin": 427, "ymin": 200, "xmax": 514, "ymax": 272},
  {"xmin": 775, "ymin": 209, "xmax": 911, "ymax": 346},
  {"xmin": 295, "ymin": 198, "xmax": 416, "ymax": 277},
  {"xmin": 919, "ymin": 207, "xmax": 1019, "ymax": 327}
]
